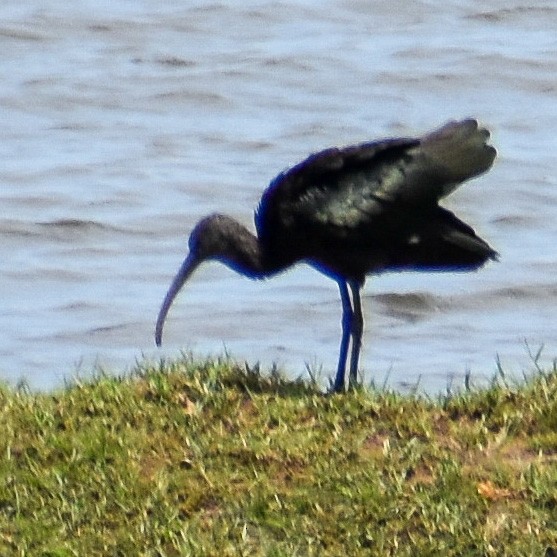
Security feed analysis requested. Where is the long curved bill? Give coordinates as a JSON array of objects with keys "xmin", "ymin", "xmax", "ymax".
[{"xmin": 155, "ymin": 253, "xmax": 200, "ymax": 346}]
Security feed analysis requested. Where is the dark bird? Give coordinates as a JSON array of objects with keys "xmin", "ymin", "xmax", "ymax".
[{"xmin": 155, "ymin": 119, "xmax": 497, "ymax": 392}]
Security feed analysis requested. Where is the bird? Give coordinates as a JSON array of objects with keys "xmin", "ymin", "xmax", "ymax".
[{"xmin": 155, "ymin": 119, "xmax": 497, "ymax": 393}]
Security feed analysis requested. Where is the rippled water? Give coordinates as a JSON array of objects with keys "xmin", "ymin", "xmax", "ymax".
[{"xmin": 1, "ymin": 1, "xmax": 555, "ymax": 391}]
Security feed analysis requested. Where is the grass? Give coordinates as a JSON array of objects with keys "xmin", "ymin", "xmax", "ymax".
[{"xmin": 1, "ymin": 356, "xmax": 556, "ymax": 556}]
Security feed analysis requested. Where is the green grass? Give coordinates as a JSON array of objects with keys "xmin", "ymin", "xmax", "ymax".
[{"xmin": 1, "ymin": 356, "xmax": 557, "ymax": 556}]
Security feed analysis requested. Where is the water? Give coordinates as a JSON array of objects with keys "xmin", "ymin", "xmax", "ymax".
[{"xmin": 1, "ymin": 1, "xmax": 555, "ymax": 391}]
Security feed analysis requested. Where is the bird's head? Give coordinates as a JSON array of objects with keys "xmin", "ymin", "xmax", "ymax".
[
  {"xmin": 155, "ymin": 213, "xmax": 261, "ymax": 346},
  {"xmin": 187, "ymin": 214, "xmax": 242, "ymax": 261},
  {"xmin": 155, "ymin": 214, "xmax": 226, "ymax": 347}
]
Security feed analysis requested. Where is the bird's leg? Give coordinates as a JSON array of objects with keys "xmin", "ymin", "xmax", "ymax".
[
  {"xmin": 348, "ymin": 281, "xmax": 364, "ymax": 389},
  {"xmin": 332, "ymin": 280, "xmax": 353, "ymax": 393}
]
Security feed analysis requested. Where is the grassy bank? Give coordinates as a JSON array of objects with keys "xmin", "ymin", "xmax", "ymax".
[{"xmin": 1, "ymin": 357, "xmax": 556, "ymax": 556}]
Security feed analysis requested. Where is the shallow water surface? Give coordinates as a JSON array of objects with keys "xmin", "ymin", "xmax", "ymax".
[{"xmin": 0, "ymin": 1, "xmax": 555, "ymax": 391}]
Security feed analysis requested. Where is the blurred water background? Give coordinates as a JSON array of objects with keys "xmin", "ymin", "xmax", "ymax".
[{"xmin": 1, "ymin": 0, "xmax": 555, "ymax": 391}]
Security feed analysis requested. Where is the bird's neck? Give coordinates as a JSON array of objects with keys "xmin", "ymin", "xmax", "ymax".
[{"xmin": 215, "ymin": 222, "xmax": 278, "ymax": 279}]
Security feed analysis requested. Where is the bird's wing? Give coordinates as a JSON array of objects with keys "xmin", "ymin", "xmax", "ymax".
[
  {"xmin": 257, "ymin": 120, "xmax": 496, "ymax": 233},
  {"xmin": 373, "ymin": 119, "xmax": 497, "ymax": 205},
  {"xmin": 257, "ymin": 136, "xmax": 418, "ymax": 233}
]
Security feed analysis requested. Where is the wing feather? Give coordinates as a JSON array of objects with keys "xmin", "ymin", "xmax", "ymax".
[
  {"xmin": 256, "ymin": 119, "xmax": 496, "ymax": 240},
  {"xmin": 256, "ymin": 137, "xmax": 417, "ymax": 235}
]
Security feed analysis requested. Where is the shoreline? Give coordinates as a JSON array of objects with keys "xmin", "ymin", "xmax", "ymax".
[{"xmin": 1, "ymin": 356, "xmax": 556, "ymax": 555}]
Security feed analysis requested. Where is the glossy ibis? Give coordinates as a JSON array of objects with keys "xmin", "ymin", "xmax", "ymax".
[{"xmin": 155, "ymin": 119, "xmax": 497, "ymax": 392}]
